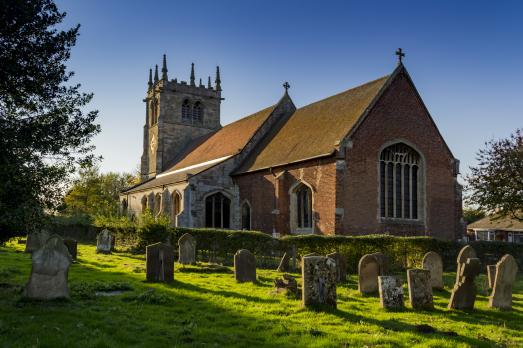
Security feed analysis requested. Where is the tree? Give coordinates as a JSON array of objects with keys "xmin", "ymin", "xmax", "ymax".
[
  {"xmin": 0, "ymin": 0, "xmax": 100, "ymax": 242},
  {"xmin": 62, "ymin": 167, "xmax": 137, "ymax": 220},
  {"xmin": 462, "ymin": 207, "xmax": 486, "ymax": 224},
  {"xmin": 466, "ymin": 129, "xmax": 523, "ymax": 221}
]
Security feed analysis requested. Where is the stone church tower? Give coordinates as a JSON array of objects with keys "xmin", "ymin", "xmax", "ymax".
[{"xmin": 141, "ymin": 55, "xmax": 223, "ymax": 180}]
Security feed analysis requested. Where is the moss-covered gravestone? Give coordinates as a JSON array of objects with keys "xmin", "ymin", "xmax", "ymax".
[
  {"xmin": 378, "ymin": 276, "xmax": 404, "ymax": 309},
  {"xmin": 96, "ymin": 229, "xmax": 113, "ymax": 254},
  {"xmin": 358, "ymin": 254, "xmax": 381, "ymax": 294},
  {"xmin": 234, "ymin": 249, "xmax": 256, "ymax": 283},
  {"xmin": 302, "ymin": 256, "xmax": 337, "ymax": 308},
  {"xmin": 24, "ymin": 235, "xmax": 72, "ymax": 300},
  {"xmin": 489, "ymin": 254, "xmax": 518, "ymax": 310},
  {"xmin": 326, "ymin": 252, "xmax": 347, "ymax": 283},
  {"xmin": 25, "ymin": 230, "xmax": 50, "ymax": 253},
  {"xmin": 178, "ymin": 233, "xmax": 196, "ymax": 265},
  {"xmin": 448, "ymin": 258, "xmax": 481, "ymax": 310},
  {"xmin": 407, "ymin": 269, "xmax": 434, "ymax": 309},
  {"xmin": 422, "ymin": 251, "xmax": 443, "ymax": 290},
  {"xmin": 146, "ymin": 242, "xmax": 174, "ymax": 282}
]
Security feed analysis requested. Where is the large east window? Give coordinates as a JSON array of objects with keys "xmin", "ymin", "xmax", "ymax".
[
  {"xmin": 379, "ymin": 143, "xmax": 422, "ymax": 220},
  {"xmin": 205, "ymin": 193, "xmax": 231, "ymax": 228}
]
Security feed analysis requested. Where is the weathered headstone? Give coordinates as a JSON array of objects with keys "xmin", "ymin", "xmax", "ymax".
[
  {"xmin": 63, "ymin": 239, "xmax": 78, "ymax": 260},
  {"xmin": 326, "ymin": 252, "xmax": 347, "ymax": 283},
  {"xmin": 370, "ymin": 252, "xmax": 389, "ymax": 275},
  {"xmin": 277, "ymin": 252, "xmax": 290, "ymax": 272},
  {"xmin": 487, "ymin": 264, "xmax": 497, "ymax": 289},
  {"xmin": 96, "ymin": 229, "xmax": 113, "ymax": 254},
  {"xmin": 448, "ymin": 257, "xmax": 481, "ymax": 309},
  {"xmin": 489, "ymin": 254, "xmax": 518, "ymax": 310},
  {"xmin": 407, "ymin": 269, "xmax": 434, "ymax": 309},
  {"xmin": 23, "ymin": 235, "xmax": 72, "ymax": 300},
  {"xmin": 274, "ymin": 274, "xmax": 298, "ymax": 296},
  {"xmin": 302, "ymin": 256, "xmax": 337, "ymax": 308},
  {"xmin": 146, "ymin": 242, "xmax": 174, "ymax": 282},
  {"xmin": 455, "ymin": 245, "xmax": 476, "ymax": 283},
  {"xmin": 178, "ymin": 233, "xmax": 196, "ymax": 265},
  {"xmin": 378, "ymin": 276, "xmax": 404, "ymax": 309},
  {"xmin": 358, "ymin": 254, "xmax": 380, "ymax": 294},
  {"xmin": 25, "ymin": 230, "xmax": 50, "ymax": 253},
  {"xmin": 422, "ymin": 251, "xmax": 443, "ymax": 289},
  {"xmin": 234, "ymin": 249, "xmax": 256, "ymax": 282}
]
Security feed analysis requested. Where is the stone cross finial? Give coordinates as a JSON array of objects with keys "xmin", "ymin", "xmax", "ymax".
[
  {"xmin": 395, "ymin": 48, "xmax": 405, "ymax": 64},
  {"xmin": 283, "ymin": 81, "xmax": 290, "ymax": 93}
]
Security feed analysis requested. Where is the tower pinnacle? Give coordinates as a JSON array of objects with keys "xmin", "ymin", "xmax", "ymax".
[
  {"xmin": 154, "ymin": 64, "xmax": 159, "ymax": 83},
  {"xmin": 161, "ymin": 54, "xmax": 168, "ymax": 80},
  {"xmin": 148, "ymin": 68, "xmax": 153, "ymax": 89},
  {"xmin": 190, "ymin": 63, "xmax": 195, "ymax": 86},
  {"xmin": 207, "ymin": 76, "xmax": 212, "ymax": 89},
  {"xmin": 215, "ymin": 66, "xmax": 222, "ymax": 92}
]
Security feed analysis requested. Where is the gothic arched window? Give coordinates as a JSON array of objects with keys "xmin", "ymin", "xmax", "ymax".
[
  {"xmin": 121, "ymin": 199, "xmax": 128, "ymax": 216},
  {"xmin": 379, "ymin": 142, "xmax": 421, "ymax": 220},
  {"xmin": 141, "ymin": 196, "xmax": 147, "ymax": 213},
  {"xmin": 182, "ymin": 99, "xmax": 191, "ymax": 120},
  {"xmin": 193, "ymin": 101, "xmax": 203, "ymax": 122},
  {"xmin": 154, "ymin": 193, "xmax": 162, "ymax": 216},
  {"xmin": 295, "ymin": 184, "xmax": 312, "ymax": 229},
  {"xmin": 241, "ymin": 201, "xmax": 251, "ymax": 230},
  {"xmin": 205, "ymin": 192, "xmax": 231, "ymax": 228},
  {"xmin": 172, "ymin": 191, "xmax": 182, "ymax": 217}
]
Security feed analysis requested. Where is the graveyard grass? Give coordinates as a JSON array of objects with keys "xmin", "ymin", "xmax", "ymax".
[{"xmin": 1, "ymin": 243, "xmax": 522, "ymax": 348}]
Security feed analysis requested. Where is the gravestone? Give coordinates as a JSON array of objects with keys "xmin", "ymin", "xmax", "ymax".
[
  {"xmin": 378, "ymin": 276, "xmax": 404, "ymax": 309},
  {"xmin": 146, "ymin": 242, "xmax": 174, "ymax": 282},
  {"xmin": 302, "ymin": 256, "xmax": 337, "ymax": 308},
  {"xmin": 23, "ymin": 235, "xmax": 72, "ymax": 299},
  {"xmin": 234, "ymin": 249, "xmax": 256, "ymax": 282},
  {"xmin": 25, "ymin": 230, "xmax": 50, "ymax": 253},
  {"xmin": 455, "ymin": 245, "xmax": 476, "ymax": 283},
  {"xmin": 277, "ymin": 252, "xmax": 290, "ymax": 272},
  {"xmin": 358, "ymin": 254, "xmax": 381, "ymax": 294},
  {"xmin": 370, "ymin": 252, "xmax": 389, "ymax": 275},
  {"xmin": 274, "ymin": 274, "xmax": 298, "ymax": 296},
  {"xmin": 489, "ymin": 254, "xmax": 518, "ymax": 310},
  {"xmin": 487, "ymin": 265, "xmax": 497, "ymax": 289},
  {"xmin": 178, "ymin": 233, "xmax": 196, "ymax": 265},
  {"xmin": 326, "ymin": 252, "xmax": 347, "ymax": 283},
  {"xmin": 422, "ymin": 251, "xmax": 443, "ymax": 289},
  {"xmin": 407, "ymin": 269, "xmax": 434, "ymax": 309},
  {"xmin": 448, "ymin": 257, "xmax": 481, "ymax": 309},
  {"xmin": 63, "ymin": 239, "xmax": 78, "ymax": 260},
  {"xmin": 96, "ymin": 229, "xmax": 113, "ymax": 254}
]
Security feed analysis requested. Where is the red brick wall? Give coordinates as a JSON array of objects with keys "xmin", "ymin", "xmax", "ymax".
[
  {"xmin": 234, "ymin": 158, "xmax": 337, "ymax": 236},
  {"xmin": 340, "ymin": 70, "xmax": 460, "ymax": 240}
]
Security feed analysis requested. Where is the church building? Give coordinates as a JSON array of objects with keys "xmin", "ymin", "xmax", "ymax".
[{"xmin": 120, "ymin": 52, "xmax": 464, "ymax": 240}]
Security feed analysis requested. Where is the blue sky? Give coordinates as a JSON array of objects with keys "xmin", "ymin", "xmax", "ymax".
[{"xmin": 56, "ymin": 0, "xmax": 523, "ymax": 177}]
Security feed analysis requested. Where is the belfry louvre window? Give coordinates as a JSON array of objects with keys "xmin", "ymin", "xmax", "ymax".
[
  {"xmin": 296, "ymin": 184, "xmax": 312, "ymax": 228},
  {"xmin": 182, "ymin": 99, "xmax": 191, "ymax": 120},
  {"xmin": 379, "ymin": 143, "xmax": 421, "ymax": 219},
  {"xmin": 205, "ymin": 193, "xmax": 231, "ymax": 228},
  {"xmin": 193, "ymin": 102, "xmax": 203, "ymax": 122}
]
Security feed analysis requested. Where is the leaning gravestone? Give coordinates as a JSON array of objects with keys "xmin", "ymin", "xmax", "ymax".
[
  {"xmin": 455, "ymin": 245, "xmax": 477, "ymax": 283},
  {"xmin": 63, "ymin": 239, "xmax": 78, "ymax": 260},
  {"xmin": 274, "ymin": 274, "xmax": 298, "ymax": 297},
  {"xmin": 422, "ymin": 251, "xmax": 443, "ymax": 290},
  {"xmin": 277, "ymin": 252, "xmax": 290, "ymax": 272},
  {"xmin": 234, "ymin": 249, "xmax": 256, "ymax": 282},
  {"xmin": 489, "ymin": 254, "xmax": 518, "ymax": 310},
  {"xmin": 407, "ymin": 269, "xmax": 434, "ymax": 309},
  {"xmin": 487, "ymin": 264, "xmax": 497, "ymax": 289},
  {"xmin": 146, "ymin": 242, "xmax": 174, "ymax": 282},
  {"xmin": 24, "ymin": 235, "xmax": 72, "ymax": 300},
  {"xmin": 178, "ymin": 233, "xmax": 196, "ymax": 265},
  {"xmin": 327, "ymin": 252, "xmax": 347, "ymax": 283},
  {"xmin": 25, "ymin": 230, "xmax": 50, "ymax": 253},
  {"xmin": 378, "ymin": 276, "xmax": 404, "ymax": 309},
  {"xmin": 96, "ymin": 229, "xmax": 113, "ymax": 254},
  {"xmin": 358, "ymin": 254, "xmax": 381, "ymax": 294},
  {"xmin": 448, "ymin": 257, "xmax": 481, "ymax": 309},
  {"xmin": 302, "ymin": 255, "xmax": 337, "ymax": 308}
]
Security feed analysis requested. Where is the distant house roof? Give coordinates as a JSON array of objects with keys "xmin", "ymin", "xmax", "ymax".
[
  {"xmin": 122, "ymin": 105, "xmax": 276, "ymax": 194},
  {"xmin": 468, "ymin": 215, "xmax": 523, "ymax": 231},
  {"xmin": 234, "ymin": 75, "xmax": 390, "ymax": 174}
]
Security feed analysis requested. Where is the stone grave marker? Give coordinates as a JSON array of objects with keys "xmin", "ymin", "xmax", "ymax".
[
  {"xmin": 146, "ymin": 242, "xmax": 174, "ymax": 282},
  {"xmin": 96, "ymin": 229, "xmax": 113, "ymax": 254},
  {"xmin": 358, "ymin": 254, "xmax": 381, "ymax": 294},
  {"xmin": 370, "ymin": 252, "xmax": 389, "ymax": 275},
  {"xmin": 487, "ymin": 264, "xmax": 497, "ymax": 289},
  {"xmin": 234, "ymin": 249, "xmax": 256, "ymax": 282},
  {"xmin": 489, "ymin": 254, "xmax": 518, "ymax": 310},
  {"xmin": 326, "ymin": 252, "xmax": 347, "ymax": 283},
  {"xmin": 407, "ymin": 269, "xmax": 434, "ymax": 309},
  {"xmin": 422, "ymin": 251, "xmax": 443, "ymax": 289},
  {"xmin": 178, "ymin": 233, "xmax": 196, "ymax": 265},
  {"xmin": 274, "ymin": 274, "xmax": 298, "ymax": 296},
  {"xmin": 302, "ymin": 255, "xmax": 337, "ymax": 308},
  {"xmin": 63, "ymin": 239, "xmax": 78, "ymax": 260},
  {"xmin": 24, "ymin": 235, "xmax": 72, "ymax": 300},
  {"xmin": 448, "ymin": 257, "xmax": 481, "ymax": 309},
  {"xmin": 277, "ymin": 252, "xmax": 290, "ymax": 272},
  {"xmin": 455, "ymin": 245, "xmax": 476, "ymax": 283},
  {"xmin": 25, "ymin": 230, "xmax": 50, "ymax": 253},
  {"xmin": 378, "ymin": 276, "xmax": 404, "ymax": 309}
]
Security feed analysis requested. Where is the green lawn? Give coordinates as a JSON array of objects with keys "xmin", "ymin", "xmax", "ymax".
[{"xmin": 0, "ymin": 242, "xmax": 522, "ymax": 348}]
